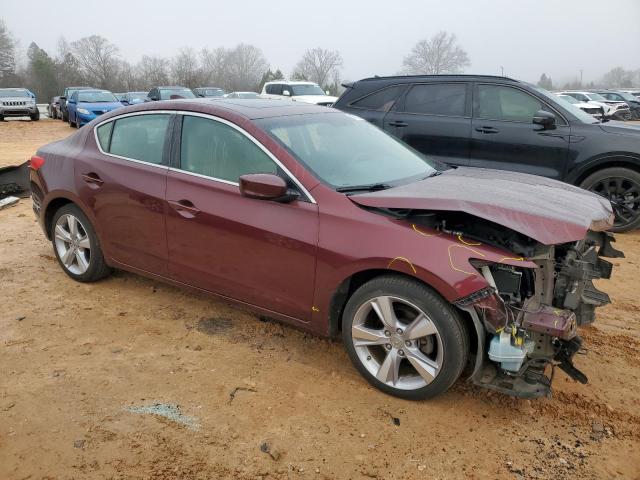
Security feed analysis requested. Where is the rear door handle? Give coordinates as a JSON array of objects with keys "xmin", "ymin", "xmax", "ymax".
[
  {"xmin": 81, "ymin": 172, "xmax": 104, "ymax": 186},
  {"xmin": 388, "ymin": 120, "xmax": 409, "ymax": 127},
  {"xmin": 475, "ymin": 126, "xmax": 499, "ymax": 134},
  {"xmin": 168, "ymin": 199, "xmax": 201, "ymax": 218}
]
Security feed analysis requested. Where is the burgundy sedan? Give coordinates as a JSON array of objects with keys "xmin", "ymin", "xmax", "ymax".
[{"xmin": 30, "ymin": 99, "xmax": 621, "ymax": 400}]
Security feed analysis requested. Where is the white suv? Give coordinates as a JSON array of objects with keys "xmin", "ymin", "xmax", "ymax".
[
  {"xmin": 558, "ymin": 91, "xmax": 631, "ymax": 120},
  {"xmin": 261, "ymin": 81, "xmax": 337, "ymax": 106}
]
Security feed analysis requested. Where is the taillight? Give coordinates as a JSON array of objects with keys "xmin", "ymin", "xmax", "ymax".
[{"xmin": 30, "ymin": 155, "xmax": 45, "ymax": 171}]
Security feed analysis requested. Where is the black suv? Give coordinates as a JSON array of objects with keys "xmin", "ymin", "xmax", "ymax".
[{"xmin": 334, "ymin": 75, "xmax": 640, "ymax": 231}]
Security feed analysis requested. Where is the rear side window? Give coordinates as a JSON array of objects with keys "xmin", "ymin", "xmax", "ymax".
[
  {"xmin": 404, "ymin": 83, "xmax": 467, "ymax": 116},
  {"xmin": 266, "ymin": 84, "xmax": 283, "ymax": 95},
  {"xmin": 107, "ymin": 114, "xmax": 171, "ymax": 164},
  {"xmin": 476, "ymin": 85, "xmax": 543, "ymax": 122},
  {"xmin": 180, "ymin": 115, "xmax": 277, "ymax": 182},
  {"xmin": 351, "ymin": 85, "xmax": 404, "ymax": 112},
  {"xmin": 96, "ymin": 122, "xmax": 113, "ymax": 150}
]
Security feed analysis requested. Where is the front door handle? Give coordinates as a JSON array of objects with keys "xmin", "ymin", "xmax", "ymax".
[
  {"xmin": 168, "ymin": 199, "xmax": 201, "ymax": 218},
  {"xmin": 475, "ymin": 126, "xmax": 499, "ymax": 134},
  {"xmin": 81, "ymin": 172, "xmax": 104, "ymax": 187},
  {"xmin": 388, "ymin": 120, "xmax": 409, "ymax": 127}
]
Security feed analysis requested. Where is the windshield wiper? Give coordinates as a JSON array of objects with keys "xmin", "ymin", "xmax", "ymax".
[{"xmin": 336, "ymin": 183, "xmax": 392, "ymax": 194}]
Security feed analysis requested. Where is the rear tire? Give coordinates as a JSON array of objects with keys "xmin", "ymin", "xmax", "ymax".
[
  {"xmin": 342, "ymin": 275, "xmax": 468, "ymax": 400},
  {"xmin": 51, "ymin": 204, "xmax": 111, "ymax": 282},
  {"xmin": 580, "ymin": 167, "xmax": 640, "ymax": 232}
]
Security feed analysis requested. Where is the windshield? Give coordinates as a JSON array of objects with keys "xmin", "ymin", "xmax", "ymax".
[
  {"xmin": 78, "ymin": 91, "xmax": 118, "ymax": 103},
  {"xmin": 290, "ymin": 84, "xmax": 326, "ymax": 96},
  {"xmin": 586, "ymin": 92, "xmax": 608, "ymax": 102},
  {"xmin": 0, "ymin": 89, "xmax": 29, "ymax": 98},
  {"xmin": 256, "ymin": 112, "xmax": 436, "ymax": 190},
  {"xmin": 204, "ymin": 88, "xmax": 224, "ymax": 96},
  {"xmin": 160, "ymin": 88, "xmax": 195, "ymax": 100},
  {"xmin": 531, "ymin": 86, "xmax": 599, "ymax": 124},
  {"xmin": 557, "ymin": 94, "xmax": 578, "ymax": 104}
]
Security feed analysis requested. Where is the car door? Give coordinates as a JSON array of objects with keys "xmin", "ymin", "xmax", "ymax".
[
  {"xmin": 165, "ymin": 113, "xmax": 319, "ymax": 321},
  {"xmin": 342, "ymin": 84, "xmax": 407, "ymax": 129},
  {"xmin": 75, "ymin": 112, "xmax": 173, "ymax": 275},
  {"xmin": 383, "ymin": 82, "xmax": 471, "ymax": 166},
  {"xmin": 469, "ymin": 83, "xmax": 570, "ymax": 179},
  {"xmin": 67, "ymin": 92, "xmax": 78, "ymax": 123}
]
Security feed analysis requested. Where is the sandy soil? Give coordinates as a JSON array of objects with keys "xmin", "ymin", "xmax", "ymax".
[{"xmin": 1, "ymin": 120, "xmax": 639, "ymax": 479}]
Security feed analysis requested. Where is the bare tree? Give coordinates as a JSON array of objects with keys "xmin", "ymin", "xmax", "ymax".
[
  {"xmin": 225, "ymin": 44, "xmax": 268, "ymax": 91},
  {"xmin": 201, "ymin": 47, "xmax": 230, "ymax": 87},
  {"xmin": 601, "ymin": 67, "xmax": 635, "ymax": 88},
  {"xmin": 71, "ymin": 35, "xmax": 120, "ymax": 88},
  {"xmin": 171, "ymin": 47, "xmax": 201, "ymax": 88},
  {"xmin": 0, "ymin": 19, "xmax": 17, "ymax": 86},
  {"xmin": 137, "ymin": 55, "xmax": 170, "ymax": 88},
  {"xmin": 402, "ymin": 31, "xmax": 470, "ymax": 75},
  {"xmin": 292, "ymin": 48, "xmax": 343, "ymax": 88}
]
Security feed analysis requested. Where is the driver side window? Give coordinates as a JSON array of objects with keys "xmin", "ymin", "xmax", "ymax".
[{"xmin": 179, "ymin": 115, "xmax": 278, "ymax": 183}]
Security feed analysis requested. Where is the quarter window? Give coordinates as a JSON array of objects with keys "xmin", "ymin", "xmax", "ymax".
[
  {"xmin": 476, "ymin": 85, "xmax": 544, "ymax": 122},
  {"xmin": 404, "ymin": 83, "xmax": 467, "ymax": 116},
  {"xmin": 107, "ymin": 114, "xmax": 171, "ymax": 164},
  {"xmin": 179, "ymin": 115, "xmax": 277, "ymax": 182},
  {"xmin": 351, "ymin": 85, "xmax": 404, "ymax": 112},
  {"xmin": 96, "ymin": 122, "xmax": 113, "ymax": 150}
]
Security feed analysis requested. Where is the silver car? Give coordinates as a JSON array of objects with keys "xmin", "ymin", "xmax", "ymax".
[{"xmin": 0, "ymin": 88, "xmax": 40, "ymax": 121}]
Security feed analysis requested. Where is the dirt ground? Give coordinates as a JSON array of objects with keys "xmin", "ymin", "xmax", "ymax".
[{"xmin": 1, "ymin": 119, "xmax": 639, "ymax": 480}]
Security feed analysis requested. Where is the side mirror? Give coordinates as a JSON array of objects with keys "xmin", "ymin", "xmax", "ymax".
[
  {"xmin": 196, "ymin": 93, "xmax": 205, "ymax": 97},
  {"xmin": 121, "ymin": 100, "xmax": 129, "ymax": 105},
  {"xmin": 149, "ymin": 96, "xmax": 159, "ymax": 101},
  {"xmin": 533, "ymin": 110, "xmax": 556, "ymax": 129},
  {"xmin": 239, "ymin": 174, "xmax": 297, "ymax": 202},
  {"xmin": 68, "ymin": 99, "xmax": 76, "ymax": 104},
  {"xmin": 282, "ymin": 90, "xmax": 291, "ymax": 96}
]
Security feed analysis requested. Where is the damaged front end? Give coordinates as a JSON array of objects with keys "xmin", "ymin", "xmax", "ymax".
[{"xmin": 455, "ymin": 230, "xmax": 623, "ymax": 398}]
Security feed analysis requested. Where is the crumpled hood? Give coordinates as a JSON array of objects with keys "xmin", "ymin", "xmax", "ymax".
[
  {"xmin": 350, "ymin": 167, "xmax": 614, "ymax": 245},
  {"xmin": 78, "ymin": 101, "xmax": 123, "ymax": 113},
  {"xmin": 291, "ymin": 95, "xmax": 338, "ymax": 105}
]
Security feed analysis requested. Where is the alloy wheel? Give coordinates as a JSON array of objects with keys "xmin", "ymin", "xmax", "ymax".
[
  {"xmin": 351, "ymin": 296, "xmax": 443, "ymax": 391},
  {"xmin": 589, "ymin": 176, "xmax": 640, "ymax": 228},
  {"xmin": 53, "ymin": 214, "xmax": 92, "ymax": 275}
]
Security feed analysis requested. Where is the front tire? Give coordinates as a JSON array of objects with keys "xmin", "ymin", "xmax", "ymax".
[
  {"xmin": 342, "ymin": 275, "xmax": 468, "ymax": 400},
  {"xmin": 580, "ymin": 167, "xmax": 640, "ymax": 232},
  {"xmin": 30, "ymin": 109, "xmax": 40, "ymax": 121},
  {"xmin": 51, "ymin": 204, "xmax": 111, "ymax": 282}
]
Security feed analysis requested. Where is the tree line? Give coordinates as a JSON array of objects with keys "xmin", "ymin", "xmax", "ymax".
[
  {"xmin": 0, "ymin": 19, "xmax": 344, "ymax": 101},
  {"xmin": 1, "ymin": 17, "xmax": 637, "ymax": 103}
]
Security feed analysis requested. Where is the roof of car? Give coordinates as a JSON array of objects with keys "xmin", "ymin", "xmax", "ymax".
[
  {"xmin": 264, "ymin": 80, "xmax": 317, "ymax": 85},
  {"xmin": 156, "ymin": 86, "xmax": 191, "ymax": 89},
  {"xmin": 352, "ymin": 74, "xmax": 517, "ymax": 84}
]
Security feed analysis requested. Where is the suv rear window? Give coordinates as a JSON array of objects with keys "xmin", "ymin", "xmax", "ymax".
[
  {"xmin": 404, "ymin": 83, "xmax": 467, "ymax": 116},
  {"xmin": 350, "ymin": 85, "xmax": 404, "ymax": 112}
]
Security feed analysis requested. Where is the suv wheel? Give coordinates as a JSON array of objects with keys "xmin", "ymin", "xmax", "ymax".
[
  {"xmin": 30, "ymin": 110, "xmax": 40, "ymax": 121},
  {"xmin": 342, "ymin": 275, "xmax": 468, "ymax": 400},
  {"xmin": 580, "ymin": 167, "xmax": 640, "ymax": 232},
  {"xmin": 51, "ymin": 204, "xmax": 111, "ymax": 282}
]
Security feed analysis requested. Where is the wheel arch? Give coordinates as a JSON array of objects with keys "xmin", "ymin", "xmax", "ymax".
[
  {"xmin": 570, "ymin": 154, "xmax": 640, "ymax": 186},
  {"xmin": 327, "ymin": 268, "xmax": 473, "ymax": 341}
]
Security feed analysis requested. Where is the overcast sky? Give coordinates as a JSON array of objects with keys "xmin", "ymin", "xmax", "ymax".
[{"xmin": 2, "ymin": 0, "xmax": 639, "ymax": 84}]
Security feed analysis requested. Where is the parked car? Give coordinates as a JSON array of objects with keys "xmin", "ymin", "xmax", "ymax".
[
  {"xmin": 47, "ymin": 96, "xmax": 62, "ymax": 119},
  {"xmin": 620, "ymin": 89, "xmax": 640, "ymax": 99},
  {"xmin": 120, "ymin": 91, "xmax": 148, "ymax": 106},
  {"xmin": 29, "ymin": 99, "xmax": 620, "ymax": 400},
  {"xmin": 0, "ymin": 88, "xmax": 40, "ymax": 121},
  {"xmin": 334, "ymin": 75, "xmax": 640, "ymax": 231},
  {"xmin": 594, "ymin": 90, "xmax": 640, "ymax": 120},
  {"xmin": 555, "ymin": 93, "xmax": 604, "ymax": 120},
  {"xmin": 146, "ymin": 86, "xmax": 196, "ymax": 101},
  {"xmin": 559, "ymin": 91, "xmax": 631, "ymax": 120},
  {"xmin": 59, "ymin": 86, "xmax": 94, "ymax": 122},
  {"xmin": 194, "ymin": 87, "xmax": 226, "ymax": 98},
  {"xmin": 224, "ymin": 91, "xmax": 260, "ymax": 99},
  {"xmin": 66, "ymin": 89, "xmax": 124, "ymax": 128},
  {"xmin": 261, "ymin": 81, "xmax": 337, "ymax": 106}
]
